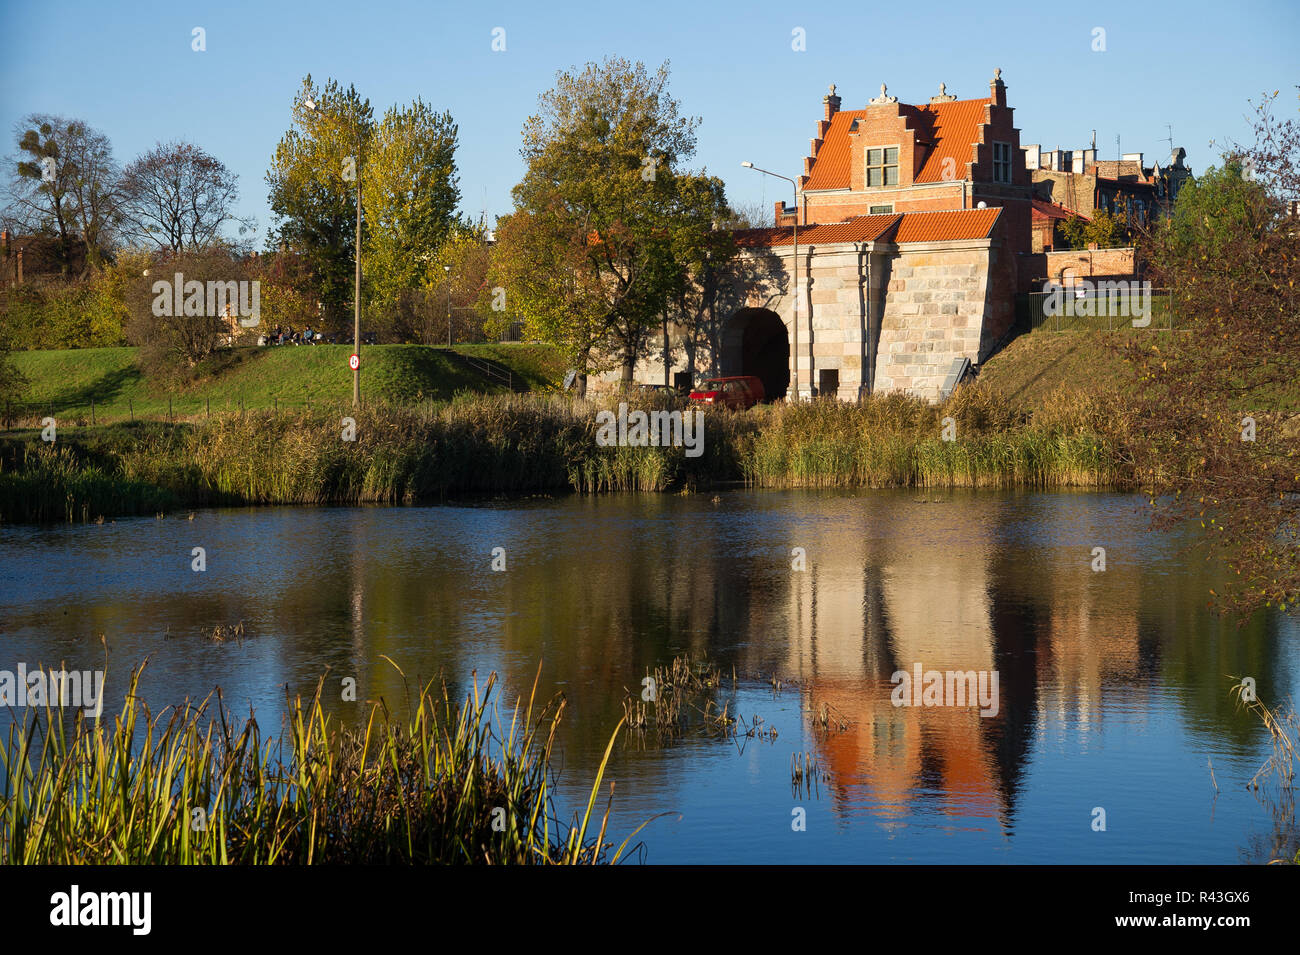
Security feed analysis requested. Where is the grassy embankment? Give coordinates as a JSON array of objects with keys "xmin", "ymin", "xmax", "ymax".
[
  {"xmin": 15, "ymin": 327, "xmax": 1291, "ymax": 523},
  {"xmin": 0, "ymin": 664, "xmax": 642, "ymax": 864},
  {"xmin": 6, "ymin": 343, "xmax": 567, "ymax": 423}
]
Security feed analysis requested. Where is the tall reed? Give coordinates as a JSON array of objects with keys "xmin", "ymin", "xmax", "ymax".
[{"xmin": 0, "ymin": 664, "xmax": 646, "ymax": 864}]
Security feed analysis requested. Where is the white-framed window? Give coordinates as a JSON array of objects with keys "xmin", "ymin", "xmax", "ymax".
[
  {"xmin": 993, "ymin": 142, "xmax": 1012, "ymax": 184},
  {"xmin": 866, "ymin": 147, "xmax": 899, "ymax": 187},
  {"xmin": 869, "ymin": 203, "xmax": 894, "ymax": 214}
]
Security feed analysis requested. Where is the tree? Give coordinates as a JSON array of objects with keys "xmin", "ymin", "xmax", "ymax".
[
  {"xmin": 125, "ymin": 247, "xmax": 254, "ymax": 377},
  {"xmin": 1122, "ymin": 89, "xmax": 1300, "ymax": 614},
  {"xmin": 119, "ymin": 141, "xmax": 252, "ymax": 253},
  {"xmin": 363, "ymin": 99, "xmax": 461, "ymax": 316},
  {"xmin": 7, "ymin": 117, "xmax": 79, "ymax": 274},
  {"xmin": 662, "ymin": 174, "xmax": 742, "ymax": 378},
  {"xmin": 1058, "ymin": 208, "xmax": 1128, "ymax": 249},
  {"xmin": 5, "ymin": 115, "xmax": 122, "ymax": 271},
  {"xmin": 493, "ymin": 57, "xmax": 701, "ymax": 392},
  {"xmin": 266, "ymin": 77, "xmax": 373, "ymax": 333}
]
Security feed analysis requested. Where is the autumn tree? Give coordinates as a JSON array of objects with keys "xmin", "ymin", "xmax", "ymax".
[
  {"xmin": 5, "ymin": 115, "xmax": 123, "ymax": 271},
  {"xmin": 1123, "ymin": 89, "xmax": 1300, "ymax": 614},
  {"xmin": 491, "ymin": 57, "xmax": 701, "ymax": 393},
  {"xmin": 266, "ymin": 77, "xmax": 373, "ymax": 330},
  {"xmin": 364, "ymin": 100, "xmax": 461, "ymax": 316}
]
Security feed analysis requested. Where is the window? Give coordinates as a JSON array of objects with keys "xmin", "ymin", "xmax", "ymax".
[
  {"xmin": 866, "ymin": 147, "xmax": 899, "ymax": 187},
  {"xmin": 869, "ymin": 204, "xmax": 894, "ymax": 215},
  {"xmin": 818, "ymin": 369, "xmax": 839, "ymax": 398},
  {"xmin": 993, "ymin": 142, "xmax": 1012, "ymax": 184}
]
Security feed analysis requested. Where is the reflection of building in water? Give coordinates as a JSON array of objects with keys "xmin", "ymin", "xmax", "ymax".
[
  {"xmin": 778, "ymin": 503, "xmax": 1009, "ymax": 825},
  {"xmin": 1034, "ymin": 544, "xmax": 1142, "ymax": 731},
  {"xmin": 770, "ymin": 497, "xmax": 1152, "ymax": 829}
]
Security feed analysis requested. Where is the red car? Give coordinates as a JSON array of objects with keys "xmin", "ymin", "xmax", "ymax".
[{"xmin": 688, "ymin": 376, "xmax": 766, "ymax": 410}]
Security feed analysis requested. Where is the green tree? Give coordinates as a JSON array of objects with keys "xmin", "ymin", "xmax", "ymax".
[
  {"xmin": 493, "ymin": 57, "xmax": 700, "ymax": 392},
  {"xmin": 364, "ymin": 100, "xmax": 461, "ymax": 317},
  {"xmin": 1058, "ymin": 208, "xmax": 1128, "ymax": 249},
  {"xmin": 266, "ymin": 77, "xmax": 374, "ymax": 331}
]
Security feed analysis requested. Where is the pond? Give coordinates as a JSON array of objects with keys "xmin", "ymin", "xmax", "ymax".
[{"xmin": 2, "ymin": 489, "xmax": 1296, "ymax": 863}]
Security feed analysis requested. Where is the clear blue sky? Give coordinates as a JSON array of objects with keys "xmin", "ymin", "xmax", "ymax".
[{"xmin": 3, "ymin": 0, "xmax": 1297, "ymax": 241}]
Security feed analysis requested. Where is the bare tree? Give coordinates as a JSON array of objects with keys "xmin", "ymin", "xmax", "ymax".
[
  {"xmin": 4, "ymin": 115, "xmax": 123, "ymax": 271},
  {"xmin": 119, "ymin": 141, "xmax": 253, "ymax": 253}
]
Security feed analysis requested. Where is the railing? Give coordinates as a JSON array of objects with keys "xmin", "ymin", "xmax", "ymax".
[
  {"xmin": 449, "ymin": 351, "xmax": 514, "ymax": 391},
  {"xmin": 1015, "ymin": 287, "xmax": 1176, "ymax": 333},
  {"xmin": 1, "ymin": 396, "xmax": 350, "ymax": 430}
]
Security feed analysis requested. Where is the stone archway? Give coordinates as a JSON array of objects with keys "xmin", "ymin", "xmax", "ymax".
[{"xmin": 721, "ymin": 307, "xmax": 790, "ymax": 402}]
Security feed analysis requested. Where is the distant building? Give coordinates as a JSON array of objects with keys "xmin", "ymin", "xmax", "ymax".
[
  {"xmin": 1022, "ymin": 143, "xmax": 1193, "ymax": 229},
  {"xmin": 0, "ymin": 230, "xmax": 88, "ymax": 287}
]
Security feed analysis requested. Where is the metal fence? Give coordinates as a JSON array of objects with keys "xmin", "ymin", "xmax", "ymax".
[
  {"xmin": 1015, "ymin": 287, "xmax": 1176, "ymax": 333},
  {"xmin": 1, "ymin": 395, "xmax": 357, "ymax": 430}
]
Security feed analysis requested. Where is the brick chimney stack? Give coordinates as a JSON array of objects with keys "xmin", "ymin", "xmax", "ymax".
[
  {"xmin": 823, "ymin": 83, "xmax": 841, "ymax": 122},
  {"xmin": 990, "ymin": 67, "xmax": 1006, "ymax": 108}
]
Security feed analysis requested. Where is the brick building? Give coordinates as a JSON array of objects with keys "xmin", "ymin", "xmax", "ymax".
[
  {"xmin": 610, "ymin": 70, "xmax": 1033, "ymax": 403},
  {"xmin": 1023, "ymin": 143, "xmax": 1193, "ymax": 229}
]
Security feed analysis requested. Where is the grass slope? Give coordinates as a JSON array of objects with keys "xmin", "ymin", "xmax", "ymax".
[{"xmin": 8, "ymin": 343, "xmax": 566, "ymax": 422}]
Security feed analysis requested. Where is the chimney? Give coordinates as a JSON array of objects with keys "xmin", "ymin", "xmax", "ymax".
[
  {"xmin": 823, "ymin": 83, "xmax": 841, "ymax": 122},
  {"xmin": 990, "ymin": 67, "xmax": 1006, "ymax": 108}
]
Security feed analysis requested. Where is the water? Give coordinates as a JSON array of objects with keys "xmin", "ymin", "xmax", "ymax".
[{"xmin": 2, "ymin": 489, "xmax": 1296, "ymax": 863}]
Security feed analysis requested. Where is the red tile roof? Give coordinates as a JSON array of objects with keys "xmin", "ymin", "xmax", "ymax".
[
  {"xmin": 1031, "ymin": 199, "xmax": 1085, "ymax": 222},
  {"xmin": 908, "ymin": 99, "xmax": 993, "ymax": 184},
  {"xmin": 803, "ymin": 98, "xmax": 992, "ymax": 191},
  {"xmin": 733, "ymin": 207, "xmax": 1001, "ymax": 248},
  {"xmin": 892, "ymin": 207, "xmax": 1001, "ymax": 243}
]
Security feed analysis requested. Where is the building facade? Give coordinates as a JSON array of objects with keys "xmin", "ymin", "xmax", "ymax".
[{"xmin": 609, "ymin": 70, "xmax": 1032, "ymax": 403}]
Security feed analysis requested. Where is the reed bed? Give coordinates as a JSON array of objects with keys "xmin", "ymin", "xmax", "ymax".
[
  {"xmin": 0, "ymin": 664, "xmax": 644, "ymax": 865},
  {"xmin": 0, "ymin": 383, "xmax": 1132, "ymax": 523}
]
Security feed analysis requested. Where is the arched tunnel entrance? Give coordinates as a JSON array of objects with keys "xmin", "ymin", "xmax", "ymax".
[{"xmin": 721, "ymin": 307, "xmax": 790, "ymax": 402}]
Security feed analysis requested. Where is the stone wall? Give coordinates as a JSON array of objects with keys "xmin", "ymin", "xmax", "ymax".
[
  {"xmin": 872, "ymin": 243, "xmax": 993, "ymax": 398},
  {"xmin": 598, "ymin": 232, "xmax": 1013, "ymax": 404}
]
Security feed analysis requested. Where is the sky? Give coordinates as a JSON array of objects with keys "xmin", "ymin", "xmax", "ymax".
[{"xmin": 2, "ymin": 0, "xmax": 1297, "ymax": 243}]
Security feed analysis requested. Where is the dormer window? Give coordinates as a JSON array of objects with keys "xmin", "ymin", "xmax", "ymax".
[{"xmin": 866, "ymin": 147, "xmax": 899, "ymax": 187}]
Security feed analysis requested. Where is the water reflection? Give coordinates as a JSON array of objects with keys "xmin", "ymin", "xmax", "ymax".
[{"xmin": 0, "ymin": 489, "xmax": 1295, "ymax": 862}]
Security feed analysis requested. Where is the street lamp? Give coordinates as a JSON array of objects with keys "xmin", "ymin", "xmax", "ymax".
[
  {"xmin": 742, "ymin": 161, "xmax": 801, "ymax": 401},
  {"xmin": 303, "ymin": 96, "xmax": 363, "ymax": 408},
  {"xmin": 444, "ymin": 265, "xmax": 452, "ymax": 348}
]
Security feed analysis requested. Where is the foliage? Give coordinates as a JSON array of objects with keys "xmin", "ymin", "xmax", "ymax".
[
  {"xmin": 363, "ymin": 99, "xmax": 461, "ymax": 316},
  {"xmin": 266, "ymin": 76, "xmax": 374, "ymax": 326},
  {"xmin": 0, "ymin": 663, "xmax": 640, "ymax": 864},
  {"xmin": 492, "ymin": 57, "xmax": 703, "ymax": 391},
  {"xmin": 1126, "ymin": 89, "xmax": 1300, "ymax": 614},
  {"xmin": 1058, "ymin": 208, "xmax": 1129, "ymax": 249}
]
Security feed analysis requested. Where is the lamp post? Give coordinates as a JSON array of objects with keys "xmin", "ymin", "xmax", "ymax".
[
  {"xmin": 303, "ymin": 97, "xmax": 363, "ymax": 408},
  {"xmin": 444, "ymin": 265, "xmax": 452, "ymax": 348},
  {"xmin": 741, "ymin": 161, "xmax": 801, "ymax": 401}
]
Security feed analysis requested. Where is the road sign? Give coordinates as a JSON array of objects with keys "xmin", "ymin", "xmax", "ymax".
[{"xmin": 349, "ymin": 354, "xmax": 359, "ymax": 371}]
